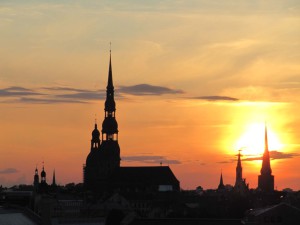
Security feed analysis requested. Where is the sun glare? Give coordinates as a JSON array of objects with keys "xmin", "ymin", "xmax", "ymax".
[{"xmin": 234, "ymin": 123, "xmax": 283, "ymax": 157}]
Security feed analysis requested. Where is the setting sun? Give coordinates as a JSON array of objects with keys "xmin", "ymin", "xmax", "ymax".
[{"xmin": 235, "ymin": 123, "xmax": 283, "ymax": 157}]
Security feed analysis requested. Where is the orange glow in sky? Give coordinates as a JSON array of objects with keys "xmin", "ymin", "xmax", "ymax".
[
  {"xmin": 0, "ymin": 0, "xmax": 300, "ymax": 191},
  {"xmin": 235, "ymin": 123, "xmax": 283, "ymax": 156}
]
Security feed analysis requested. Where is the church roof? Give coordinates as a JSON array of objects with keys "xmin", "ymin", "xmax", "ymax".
[{"xmin": 110, "ymin": 166, "xmax": 179, "ymax": 186}]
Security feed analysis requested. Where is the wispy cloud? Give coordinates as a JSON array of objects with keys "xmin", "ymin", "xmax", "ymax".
[
  {"xmin": 122, "ymin": 155, "xmax": 181, "ymax": 165},
  {"xmin": 219, "ymin": 151, "xmax": 300, "ymax": 163},
  {"xmin": 118, "ymin": 84, "xmax": 184, "ymax": 96},
  {"xmin": 0, "ymin": 168, "xmax": 18, "ymax": 174},
  {"xmin": 243, "ymin": 151, "xmax": 300, "ymax": 161},
  {"xmin": 217, "ymin": 159, "xmax": 235, "ymax": 164},
  {"xmin": 0, "ymin": 83, "xmax": 185, "ymax": 104},
  {"xmin": 55, "ymin": 91, "xmax": 106, "ymax": 101},
  {"xmin": 270, "ymin": 151, "xmax": 300, "ymax": 160},
  {"xmin": 193, "ymin": 96, "xmax": 239, "ymax": 102},
  {"xmin": 19, "ymin": 97, "xmax": 87, "ymax": 104},
  {"xmin": 0, "ymin": 86, "xmax": 43, "ymax": 97}
]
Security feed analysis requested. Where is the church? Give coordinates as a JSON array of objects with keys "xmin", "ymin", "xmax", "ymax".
[
  {"xmin": 258, "ymin": 125, "xmax": 275, "ymax": 192},
  {"xmin": 83, "ymin": 51, "xmax": 180, "ymax": 193}
]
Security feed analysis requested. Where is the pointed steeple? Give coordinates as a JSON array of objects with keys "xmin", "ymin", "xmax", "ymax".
[
  {"xmin": 100, "ymin": 49, "xmax": 120, "ymax": 171},
  {"xmin": 218, "ymin": 172, "xmax": 225, "ymax": 190},
  {"xmin": 104, "ymin": 49, "xmax": 116, "ymax": 113},
  {"xmin": 235, "ymin": 150, "xmax": 243, "ymax": 184},
  {"xmin": 107, "ymin": 49, "xmax": 114, "ymax": 91},
  {"xmin": 102, "ymin": 49, "xmax": 118, "ymax": 141},
  {"xmin": 261, "ymin": 124, "xmax": 272, "ymax": 175},
  {"xmin": 258, "ymin": 123, "xmax": 274, "ymax": 192},
  {"xmin": 234, "ymin": 150, "xmax": 249, "ymax": 194}
]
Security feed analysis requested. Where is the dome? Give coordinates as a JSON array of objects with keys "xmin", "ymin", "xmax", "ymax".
[
  {"xmin": 41, "ymin": 168, "xmax": 46, "ymax": 177},
  {"xmin": 102, "ymin": 117, "xmax": 118, "ymax": 133},
  {"xmin": 92, "ymin": 124, "xmax": 100, "ymax": 138},
  {"xmin": 86, "ymin": 149, "xmax": 104, "ymax": 166}
]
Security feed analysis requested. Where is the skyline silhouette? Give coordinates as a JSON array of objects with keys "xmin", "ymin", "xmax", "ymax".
[{"xmin": 0, "ymin": 0, "xmax": 300, "ymax": 191}]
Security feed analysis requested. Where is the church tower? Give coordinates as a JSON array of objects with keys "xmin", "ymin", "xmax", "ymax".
[
  {"xmin": 100, "ymin": 50, "xmax": 120, "ymax": 175},
  {"xmin": 258, "ymin": 124, "xmax": 274, "ymax": 192},
  {"xmin": 235, "ymin": 150, "xmax": 243, "ymax": 186},
  {"xmin": 84, "ymin": 122, "xmax": 101, "ymax": 188},
  {"xmin": 84, "ymin": 51, "xmax": 120, "ymax": 191},
  {"xmin": 234, "ymin": 150, "xmax": 248, "ymax": 194},
  {"xmin": 41, "ymin": 166, "xmax": 47, "ymax": 184},
  {"xmin": 33, "ymin": 167, "xmax": 39, "ymax": 191}
]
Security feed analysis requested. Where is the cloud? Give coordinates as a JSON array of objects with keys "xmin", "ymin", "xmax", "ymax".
[
  {"xmin": 218, "ymin": 151, "xmax": 300, "ymax": 164},
  {"xmin": 193, "ymin": 96, "xmax": 239, "ymax": 102},
  {"xmin": 0, "ymin": 83, "xmax": 185, "ymax": 104},
  {"xmin": 18, "ymin": 97, "xmax": 87, "ymax": 104},
  {"xmin": 55, "ymin": 91, "xmax": 106, "ymax": 101},
  {"xmin": 42, "ymin": 87, "xmax": 89, "ymax": 92},
  {"xmin": 0, "ymin": 168, "xmax": 19, "ymax": 174},
  {"xmin": 122, "ymin": 155, "xmax": 181, "ymax": 165},
  {"xmin": 0, "ymin": 86, "xmax": 43, "ymax": 97},
  {"xmin": 241, "ymin": 151, "xmax": 300, "ymax": 162},
  {"xmin": 270, "ymin": 151, "xmax": 300, "ymax": 160},
  {"xmin": 217, "ymin": 160, "xmax": 235, "ymax": 164},
  {"xmin": 118, "ymin": 84, "xmax": 184, "ymax": 96}
]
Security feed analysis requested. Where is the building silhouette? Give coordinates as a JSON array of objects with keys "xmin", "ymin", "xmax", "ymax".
[
  {"xmin": 33, "ymin": 165, "xmax": 49, "ymax": 193},
  {"xmin": 33, "ymin": 167, "xmax": 39, "ymax": 192},
  {"xmin": 52, "ymin": 170, "xmax": 56, "ymax": 187},
  {"xmin": 234, "ymin": 150, "xmax": 248, "ymax": 194},
  {"xmin": 83, "ymin": 51, "xmax": 179, "ymax": 193},
  {"xmin": 258, "ymin": 124, "xmax": 274, "ymax": 192},
  {"xmin": 217, "ymin": 172, "xmax": 225, "ymax": 190},
  {"xmin": 84, "ymin": 51, "xmax": 121, "ymax": 191}
]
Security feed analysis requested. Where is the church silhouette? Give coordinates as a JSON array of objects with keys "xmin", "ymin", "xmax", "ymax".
[{"xmin": 83, "ymin": 51, "xmax": 180, "ymax": 193}]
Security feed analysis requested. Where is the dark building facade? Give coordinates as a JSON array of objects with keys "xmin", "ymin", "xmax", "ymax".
[
  {"xmin": 83, "ymin": 52, "xmax": 179, "ymax": 192},
  {"xmin": 258, "ymin": 125, "xmax": 274, "ymax": 192}
]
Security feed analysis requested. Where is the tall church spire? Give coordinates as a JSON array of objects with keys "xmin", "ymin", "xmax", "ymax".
[
  {"xmin": 84, "ymin": 50, "xmax": 121, "ymax": 191},
  {"xmin": 261, "ymin": 124, "xmax": 272, "ymax": 175},
  {"xmin": 258, "ymin": 123, "xmax": 274, "ymax": 192},
  {"xmin": 102, "ymin": 50, "xmax": 118, "ymax": 141},
  {"xmin": 235, "ymin": 150, "xmax": 243, "ymax": 185},
  {"xmin": 107, "ymin": 49, "xmax": 113, "ymax": 93},
  {"xmin": 100, "ymin": 49, "xmax": 120, "ymax": 170}
]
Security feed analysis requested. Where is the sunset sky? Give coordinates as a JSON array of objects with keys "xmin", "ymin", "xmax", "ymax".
[{"xmin": 0, "ymin": 0, "xmax": 300, "ymax": 190}]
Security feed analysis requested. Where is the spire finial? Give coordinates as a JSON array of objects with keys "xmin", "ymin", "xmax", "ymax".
[{"xmin": 110, "ymin": 42, "xmax": 111, "ymax": 53}]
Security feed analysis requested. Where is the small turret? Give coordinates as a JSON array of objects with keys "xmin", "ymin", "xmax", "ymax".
[
  {"xmin": 33, "ymin": 167, "xmax": 39, "ymax": 191},
  {"xmin": 41, "ymin": 166, "xmax": 46, "ymax": 184},
  {"xmin": 91, "ymin": 123, "xmax": 101, "ymax": 149}
]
